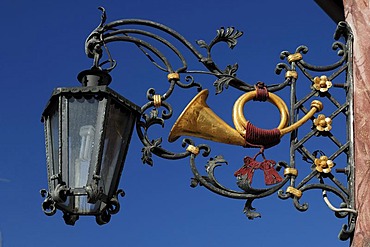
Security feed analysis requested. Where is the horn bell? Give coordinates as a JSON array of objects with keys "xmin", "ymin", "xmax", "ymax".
[{"xmin": 168, "ymin": 89, "xmax": 245, "ymax": 146}]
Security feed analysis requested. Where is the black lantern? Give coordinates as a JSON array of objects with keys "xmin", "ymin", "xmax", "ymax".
[{"xmin": 40, "ymin": 70, "xmax": 141, "ymax": 225}]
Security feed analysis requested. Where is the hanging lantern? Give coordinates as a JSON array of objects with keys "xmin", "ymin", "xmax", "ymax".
[{"xmin": 40, "ymin": 70, "xmax": 141, "ymax": 225}]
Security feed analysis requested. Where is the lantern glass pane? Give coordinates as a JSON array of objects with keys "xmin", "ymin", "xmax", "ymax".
[
  {"xmin": 73, "ymin": 195, "xmax": 97, "ymax": 214},
  {"xmin": 67, "ymin": 97, "xmax": 99, "ymax": 188},
  {"xmin": 99, "ymin": 103, "xmax": 136, "ymax": 198},
  {"xmin": 66, "ymin": 96, "xmax": 106, "ymax": 214}
]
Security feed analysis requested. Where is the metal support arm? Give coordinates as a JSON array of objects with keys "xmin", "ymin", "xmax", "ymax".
[{"xmin": 81, "ymin": 7, "xmax": 355, "ymax": 241}]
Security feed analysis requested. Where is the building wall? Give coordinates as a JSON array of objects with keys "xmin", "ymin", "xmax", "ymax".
[{"xmin": 343, "ymin": 1, "xmax": 370, "ymax": 246}]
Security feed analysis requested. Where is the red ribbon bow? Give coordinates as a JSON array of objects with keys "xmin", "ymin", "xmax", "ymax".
[{"xmin": 234, "ymin": 156, "xmax": 282, "ymax": 185}]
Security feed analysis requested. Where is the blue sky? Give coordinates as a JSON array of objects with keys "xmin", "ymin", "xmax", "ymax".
[{"xmin": 0, "ymin": 1, "xmax": 351, "ymax": 246}]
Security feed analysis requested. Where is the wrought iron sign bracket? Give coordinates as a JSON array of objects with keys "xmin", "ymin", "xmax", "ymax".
[{"xmin": 42, "ymin": 7, "xmax": 356, "ymax": 241}]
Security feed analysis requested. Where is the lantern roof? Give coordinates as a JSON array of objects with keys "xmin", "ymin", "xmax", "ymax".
[{"xmin": 42, "ymin": 85, "xmax": 141, "ymax": 121}]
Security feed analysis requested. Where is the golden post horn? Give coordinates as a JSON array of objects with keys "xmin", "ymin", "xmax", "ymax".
[{"xmin": 168, "ymin": 89, "xmax": 246, "ymax": 146}]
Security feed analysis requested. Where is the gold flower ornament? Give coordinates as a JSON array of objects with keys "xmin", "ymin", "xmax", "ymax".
[
  {"xmin": 314, "ymin": 156, "xmax": 334, "ymax": 173},
  {"xmin": 313, "ymin": 114, "xmax": 332, "ymax": 131},
  {"xmin": 313, "ymin": 75, "xmax": 332, "ymax": 92}
]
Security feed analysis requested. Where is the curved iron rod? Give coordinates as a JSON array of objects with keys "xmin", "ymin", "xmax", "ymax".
[
  {"xmin": 189, "ymin": 153, "xmax": 289, "ymax": 199},
  {"xmin": 103, "ymin": 29, "xmax": 188, "ymax": 73},
  {"xmin": 102, "ymin": 19, "xmax": 205, "ymax": 60},
  {"xmin": 103, "ymin": 35, "xmax": 174, "ymax": 72}
]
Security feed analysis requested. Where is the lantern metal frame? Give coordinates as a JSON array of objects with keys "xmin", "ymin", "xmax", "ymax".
[
  {"xmin": 41, "ymin": 7, "xmax": 356, "ymax": 241},
  {"xmin": 41, "ymin": 84, "xmax": 141, "ymax": 225}
]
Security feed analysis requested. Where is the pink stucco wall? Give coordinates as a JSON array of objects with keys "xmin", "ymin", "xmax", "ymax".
[{"xmin": 343, "ymin": 1, "xmax": 370, "ymax": 246}]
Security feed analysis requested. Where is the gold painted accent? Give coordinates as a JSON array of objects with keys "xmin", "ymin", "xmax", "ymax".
[
  {"xmin": 287, "ymin": 53, "xmax": 303, "ymax": 63},
  {"xmin": 167, "ymin": 72, "xmax": 180, "ymax": 81},
  {"xmin": 186, "ymin": 145, "xmax": 200, "ymax": 155},
  {"xmin": 279, "ymin": 100, "xmax": 323, "ymax": 136},
  {"xmin": 314, "ymin": 156, "xmax": 334, "ymax": 173},
  {"xmin": 285, "ymin": 71, "xmax": 298, "ymax": 79},
  {"xmin": 284, "ymin": 168, "xmax": 298, "ymax": 177},
  {"xmin": 232, "ymin": 92, "xmax": 323, "ymax": 138},
  {"xmin": 232, "ymin": 91, "xmax": 289, "ymax": 137},
  {"xmin": 168, "ymin": 89, "xmax": 245, "ymax": 146},
  {"xmin": 313, "ymin": 75, "xmax": 332, "ymax": 92},
  {"xmin": 153, "ymin": 95, "xmax": 162, "ymax": 108},
  {"xmin": 313, "ymin": 114, "xmax": 332, "ymax": 132},
  {"xmin": 287, "ymin": 186, "xmax": 302, "ymax": 198},
  {"xmin": 168, "ymin": 89, "xmax": 323, "ymax": 147}
]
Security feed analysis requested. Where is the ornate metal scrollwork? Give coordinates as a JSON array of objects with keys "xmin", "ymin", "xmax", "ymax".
[{"xmin": 83, "ymin": 8, "xmax": 355, "ymax": 240}]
